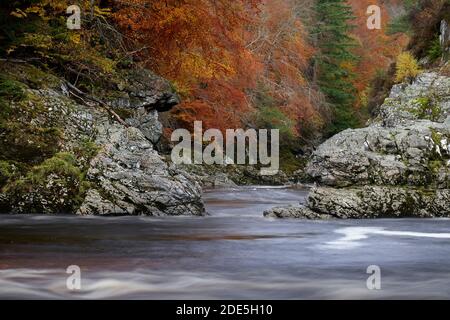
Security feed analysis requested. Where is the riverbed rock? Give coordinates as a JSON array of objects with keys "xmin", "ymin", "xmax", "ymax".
[
  {"xmin": 263, "ymin": 205, "xmax": 333, "ymax": 220},
  {"xmin": 306, "ymin": 186, "xmax": 450, "ymax": 219}
]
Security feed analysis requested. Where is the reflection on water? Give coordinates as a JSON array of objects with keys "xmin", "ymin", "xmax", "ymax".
[{"xmin": 1, "ymin": 186, "xmax": 450, "ymax": 299}]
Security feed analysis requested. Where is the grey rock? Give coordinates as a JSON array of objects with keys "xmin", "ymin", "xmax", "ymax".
[
  {"xmin": 81, "ymin": 121, "xmax": 205, "ymax": 216},
  {"xmin": 306, "ymin": 121, "xmax": 450, "ymax": 188},
  {"xmin": 264, "ymin": 205, "xmax": 333, "ymax": 220},
  {"xmin": 77, "ymin": 189, "xmax": 128, "ymax": 216},
  {"xmin": 109, "ymin": 68, "xmax": 180, "ymax": 111},
  {"xmin": 441, "ymin": 20, "xmax": 450, "ymax": 53},
  {"xmin": 307, "ymin": 186, "xmax": 450, "ymax": 219},
  {"xmin": 1, "ymin": 64, "xmax": 205, "ymax": 217},
  {"xmin": 126, "ymin": 108, "xmax": 163, "ymax": 145},
  {"xmin": 378, "ymin": 72, "xmax": 450, "ymax": 127}
]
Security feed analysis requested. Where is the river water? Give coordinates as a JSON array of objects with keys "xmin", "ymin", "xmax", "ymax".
[{"xmin": 1, "ymin": 186, "xmax": 450, "ymax": 299}]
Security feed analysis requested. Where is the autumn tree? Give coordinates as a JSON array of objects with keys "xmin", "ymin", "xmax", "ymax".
[{"xmin": 113, "ymin": 0, "xmax": 262, "ymax": 132}]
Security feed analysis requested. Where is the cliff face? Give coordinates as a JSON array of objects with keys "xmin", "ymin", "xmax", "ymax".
[{"xmin": 0, "ymin": 62, "xmax": 205, "ymax": 216}]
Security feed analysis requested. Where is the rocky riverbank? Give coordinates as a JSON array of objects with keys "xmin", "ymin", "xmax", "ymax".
[
  {"xmin": 265, "ymin": 65, "xmax": 450, "ymax": 219},
  {"xmin": 0, "ymin": 62, "xmax": 205, "ymax": 216}
]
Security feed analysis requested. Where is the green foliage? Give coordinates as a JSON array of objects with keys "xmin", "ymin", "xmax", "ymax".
[
  {"xmin": 387, "ymin": 15, "xmax": 411, "ymax": 35},
  {"xmin": 0, "ymin": 76, "xmax": 26, "ymax": 119},
  {"xmin": 0, "ymin": 76, "xmax": 26, "ymax": 101},
  {"xmin": 25, "ymin": 153, "xmax": 81, "ymax": 186},
  {"xmin": 3, "ymin": 152, "xmax": 92, "ymax": 210},
  {"xmin": 312, "ymin": 0, "xmax": 359, "ymax": 135},
  {"xmin": 386, "ymin": 0, "xmax": 420, "ymax": 35},
  {"xmin": 0, "ymin": 81, "xmax": 62, "ymax": 164},
  {"xmin": 0, "ymin": 161, "xmax": 15, "ymax": 186},
  {"xmin": 427, "ymin": 36, "xmax": 443, "ymax": 62},
  {"xmin": 279, "ymin": 149, "xmax": 306, "ymax": 174},
  {"xmin": 253, "ymin": 85, "xmax": 295, "ymax": 138},
  {"xmin": 257, "ymin": 106, "xmax": 294, "ymax": 136},
  {"xmin": 1, "ymin": 2, "xmax": 123, "ymax": 95},
  {"xmin": 410, "ymin": 97, "xmax": 442, "ymax": 121},
  {"xmin": 73, "ymin": 138, "xmax": 101, "ymax": 166}
]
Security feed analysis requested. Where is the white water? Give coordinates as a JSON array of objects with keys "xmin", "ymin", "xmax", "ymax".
[{"xmin": 1, "ymin": 186, "xmax": 450, "ymax": 299}]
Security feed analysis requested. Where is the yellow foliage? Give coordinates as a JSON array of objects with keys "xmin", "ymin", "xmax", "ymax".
[
  {"xmin": 10, "ymin": 9, "xmax": 27, "ymax": 19},
  {"xmin": 94, "ymin": 6, "xmax": 111, "ymax": 17},
  {"xmin": 23, "ymin": 33, "xmax": 53, "ymax": 50},
  {"xmin": 395, "ymin": 52, "xmax": 422, "ymax": 83}
]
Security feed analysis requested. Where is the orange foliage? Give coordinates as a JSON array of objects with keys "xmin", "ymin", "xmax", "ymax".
[
  {"xmin": 348, "ymin": 0, "xmax": 409, "ymax": 108},
  {"xmin": 114, "ymin": 0, "xmax": 262, "ymax": 132},
  {"xmin": 247, "ymin": 0, "xmax": 324, "ymax": 135},
  {"xmin": 113, "ymin": 0, "xmax": 410, "ymax": 135}
]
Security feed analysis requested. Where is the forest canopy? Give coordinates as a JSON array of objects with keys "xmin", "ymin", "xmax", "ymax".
[{"xmin": 0, "ymin": 0, "xmax": 429, "ymax": 146}]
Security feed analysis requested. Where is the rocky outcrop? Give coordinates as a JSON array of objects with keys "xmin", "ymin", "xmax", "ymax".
[
  {"xmin": 78, "ymin": 121, "xmax": 204, "ymax": 216},
  {"xmin": 0, "ymin": 63, "xmax": 204, "ymax": 216},
  {"xmin": 265, "ymin": 71, "xmax": 450, "ymax": 219}
]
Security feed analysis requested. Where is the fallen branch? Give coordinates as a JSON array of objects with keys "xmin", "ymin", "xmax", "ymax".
[
  {"xmin": 65, "ymin": 82, "xmax": 129, "ymax": 127},
  {"xmin": 0, "ymin": 58, "xmax": 41, "ymax": 63}
]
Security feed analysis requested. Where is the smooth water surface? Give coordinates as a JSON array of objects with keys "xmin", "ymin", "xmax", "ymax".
[{"xmin": 1, "ymin": 186, "xmax": 450, "ymax": 299}]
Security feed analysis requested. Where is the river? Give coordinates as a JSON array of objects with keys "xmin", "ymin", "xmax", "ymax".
[{"xmin": 1, "ymin": 186, "xmax": 450, "ymax": 299}]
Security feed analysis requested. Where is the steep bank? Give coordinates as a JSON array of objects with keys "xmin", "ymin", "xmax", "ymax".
[{"xmin": 0, "ymin": 62, "xmax": 205, "ymax": 216}]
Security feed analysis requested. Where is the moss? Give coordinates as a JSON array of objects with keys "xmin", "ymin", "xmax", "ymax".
[
  {"xmin": 0, "ymin": 122, "xmax": 62, "ymax": 164},
  {"xmin": 279, "ymin": 150, "xmax": 306, "ymax": 174},
  {"xmin": 0, "ymin": 75, "xmax": 26, "ymax": 120},
  {"xmin": 0, "ymin": 76, "xmax": 65, "ymax": 164},
  {"xmin": 0, "ymin": 63, "xmax": 60, "ymax": 89},
  {"xmin": 0, "ymin": 161, "xmax": 14, "ymax": 186},
  {"xmin": 73, "ymin": 138, "xmax": 101, "ymax": 168},
  {"xmin": 4, "ymin": 152, "xmax": 91, "ymax": 211},
  {"xmin": 428, "ymin": 160, "xmax": 444, "ymax": 174},
  {"xmin": 430, "ymin": 128, "xmax": 442, "ymax": 146},
  {"xmin": 407, "ymin": 97, "xmax": 442, "ymax": 121}
]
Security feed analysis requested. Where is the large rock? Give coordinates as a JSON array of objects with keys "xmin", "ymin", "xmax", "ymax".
[
  {"xmin": 107, "ymin": 68, "xmax": 180, "ymax": 112},
  {"xmin": 266, "ymin": 72, "xmax": 450, "ymax": 219},
  {"xmin": 306, "ymin": 119, "xmax": 450, "ymax": 188},
  {"xmin": 78, "ymin": 120, "xmax": 205, "ymax": 216},
  {"xmin": 106, "ymin": 68, "xmax": 181, "ymax": 147},
  {"xmin": 306, "ymin": 186, "xmax": 450, "ymax": 219}
]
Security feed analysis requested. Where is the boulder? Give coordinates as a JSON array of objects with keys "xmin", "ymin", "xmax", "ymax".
[{"xmin": 79, "ymin": 121, "xmax": 205, "ymax": 216}]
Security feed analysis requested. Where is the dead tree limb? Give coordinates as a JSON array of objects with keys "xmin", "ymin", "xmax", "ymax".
[{"xmin": 65, "ymin": 82, "xmax": 129, "ymax": 127}]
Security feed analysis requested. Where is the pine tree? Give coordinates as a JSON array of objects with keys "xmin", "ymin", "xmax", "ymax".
[{"xmin": 312, "ymin": 0, "xmax": 359, "ymax": 135}]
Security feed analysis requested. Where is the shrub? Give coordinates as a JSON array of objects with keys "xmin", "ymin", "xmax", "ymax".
[
  {"xmin": 427, "ymin": 37, "xmax": 443, "ymax": 62},
  {"xmin": 395, "ymin": 52, "xmax": 422, "ymax": 83}
]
